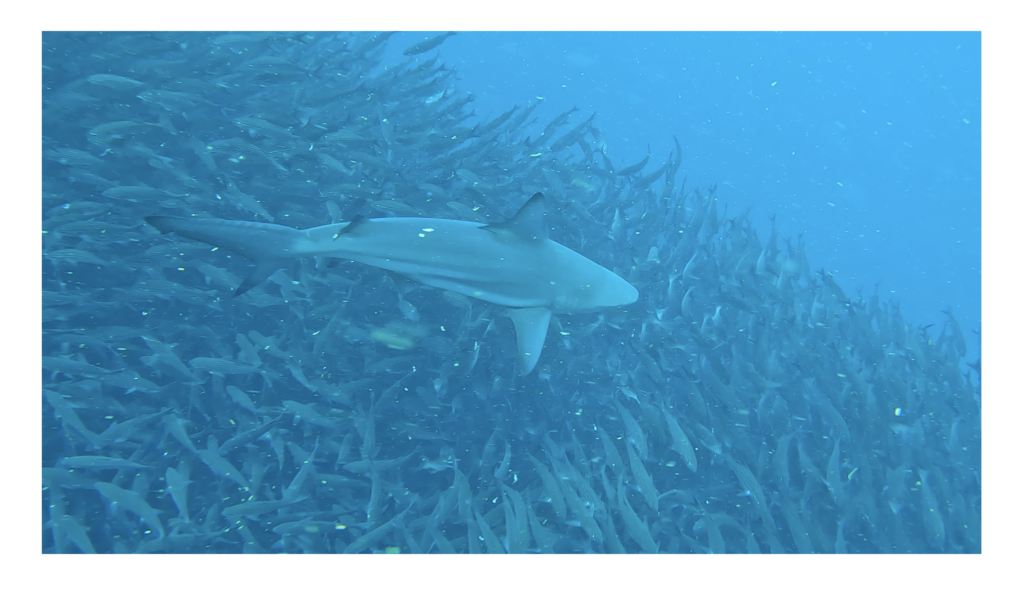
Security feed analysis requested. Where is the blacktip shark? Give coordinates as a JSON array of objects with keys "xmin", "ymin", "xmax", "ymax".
[{"xmin": 145, "ymin": 193, "xmax": 638, "ymax": 375}]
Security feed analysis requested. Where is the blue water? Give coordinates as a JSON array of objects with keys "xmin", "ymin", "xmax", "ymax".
[{"xmin": 385, "ymin": 31, "xmax": 981, "ymax": 358}]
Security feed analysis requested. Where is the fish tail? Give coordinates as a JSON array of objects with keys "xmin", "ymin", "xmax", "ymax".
[{"xmin": 146, "ymin": 216, "xmax": 300, "ymax": 295}]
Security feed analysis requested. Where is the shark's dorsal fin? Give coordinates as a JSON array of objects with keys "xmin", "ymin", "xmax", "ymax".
[{"xmin": 480, "ymin": 193, "xmax": 548, "ymax": 242}]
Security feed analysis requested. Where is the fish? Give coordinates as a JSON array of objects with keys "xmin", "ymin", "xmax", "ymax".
[
  {"xmin": 403, "ymin": 32, "xmax": 457, "ymax": 56},
  {"xmin": 196, "ymin": 441, "xmax": 249, "ymax": 491},
  {"xmin": 660, "ymin": 404, "xmax": 698, "ymax": 472},
  {"xmin": 617, "ymin": 144, "xmax": 651, "ymax": 176},
  {"xmin": 164, "ymin": 466, "xmax": 192, "ymax": 523},
  {"xmin": 94, "ymin": 481, "xmax": 165, "ymax": 540},
  {"xmin": 59, "ymin": 455, "xmax": 153, "ymax": 470},
  {"xmin": 146, "ymin": 193, "xmax": 638, "ymax": 374},
  {"xmin": 221, "ymin": 495, "xmax": 309, "ymax": 520},
  {"xmin": 85, "ymin": 73, "xmax": 147, "ymax": 90},
  {"xmin": 41, "ymin": 31, "xmax": 979, "ymax": 556}
]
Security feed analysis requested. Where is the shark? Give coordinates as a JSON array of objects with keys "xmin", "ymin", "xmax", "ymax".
[{"xmin": 145, "ymin": 193, "xmax": 638, "ymax": 375}]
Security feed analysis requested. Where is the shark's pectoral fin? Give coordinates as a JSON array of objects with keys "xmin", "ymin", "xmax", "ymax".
[
  {"xmin": 235, "ymin": 258, "xmax": 288, "ymax": 296},
  {"xmin": 331, "ymin": 215, "xmax": 369, "ymax": 240},
  {"xmin": 507, "ymin": 307, "xmax": 552, "ymax": 376}
]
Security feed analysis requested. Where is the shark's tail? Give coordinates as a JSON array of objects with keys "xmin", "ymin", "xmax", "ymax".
[{"xmin": 146, "ymin": 216, "xmax": 302, "ymax": 296}]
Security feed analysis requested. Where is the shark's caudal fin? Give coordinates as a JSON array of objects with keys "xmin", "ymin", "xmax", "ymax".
[
  {"xmin": 146, "ymin": 216, "xmax": 300, "ymax": 296},
  {"xmin": 508, "ymin": 307, "xmax": 552, "ymax": 376}
]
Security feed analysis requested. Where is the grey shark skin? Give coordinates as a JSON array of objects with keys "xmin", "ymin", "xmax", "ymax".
[{"xmin": 146, "ymin": 193, "xmax": 638, "ymax": 375}]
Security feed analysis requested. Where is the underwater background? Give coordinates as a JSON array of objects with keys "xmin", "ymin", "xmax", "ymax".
[{"xmin": 41, "ymin": 31, "xmax": 980, "ymax": 554}]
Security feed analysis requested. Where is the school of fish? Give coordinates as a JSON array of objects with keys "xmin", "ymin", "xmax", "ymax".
[{"xmin": 42, "ymin": 32, "xmax": 980, "ymax": 553}]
